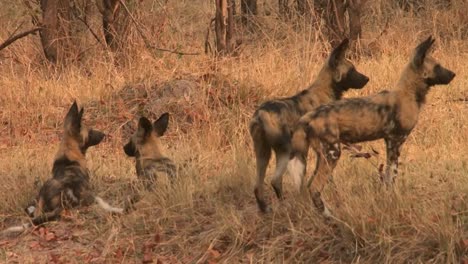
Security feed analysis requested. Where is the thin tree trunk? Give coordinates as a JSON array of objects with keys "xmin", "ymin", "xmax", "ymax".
[
  {"xmin": 39, "ymin": 0, "xmax": 72, "ymax": 64},
  {"xmin": 215, "ymin": 0, "xmax": 234, "ymax": 55},
  {"xmin": 348, "ymin": 0, "xmax": 363, "ymax": 41},
  {"xmin": 40, "ymin": 0, "xmax": 60, "ymax": 63},
  {"xmin": 96, "ymin": 0, "xmax": 121, "ymax": 52}
]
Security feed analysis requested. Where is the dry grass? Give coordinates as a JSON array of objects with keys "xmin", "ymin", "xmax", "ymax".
[{"xmin": 1, "ymin": 0, "xmax": 467, "ymax": 263}]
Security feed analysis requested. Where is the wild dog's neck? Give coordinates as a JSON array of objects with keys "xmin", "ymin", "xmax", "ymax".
[
  {"xmin": 138, "ymin": 135, "xmax": 166, "ymax": 160},
  {"xmin": 396, "ymin": 66, "xmax": 430, "ymax": 107},
  {"xmin": 307, "ymin": 69, "xmax": 343, "ymax": 100},
  {"xmin": 55, "ymin": 136, "xmax": 87, "ymax": 168}
]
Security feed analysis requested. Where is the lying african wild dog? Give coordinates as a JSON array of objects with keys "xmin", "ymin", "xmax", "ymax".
[
  {"xmin": 291, "ymin": 36, "xmax": 456, "ymax": 216},
  {"xmin": 123, "ymin": 114, "xmax": 176, "ymax": 206},
  {"xmin": 1, "ymin": 102, "xmax": 123, "ymax": 237},
  {"xmin": 250, "ymin": 38, "xmax": 369, "ymax": 213}
]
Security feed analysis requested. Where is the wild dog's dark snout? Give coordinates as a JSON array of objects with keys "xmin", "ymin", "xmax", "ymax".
[
  {"xmin": 426, "ymin": 65, "xmax": 456, "ymax": 86},
  {"xmin": 88, "ymin": 130, "xmax": 105, "ymax": 147},
  {"xmin": 123, "ymin": 141, "xmax": 136, "ymax": 157},
  {"xmin": 348, "ymin": 68, "xmax": 369, "ymax": 89}
]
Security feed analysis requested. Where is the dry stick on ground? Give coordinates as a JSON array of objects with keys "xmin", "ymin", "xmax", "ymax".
[
  {"xmin": 118, "ymin": 0, "xmax": 200, "ymax": 56},
  {"xmin": 0, "ymin": 27, "xmax": 41, "ymax": 52}
]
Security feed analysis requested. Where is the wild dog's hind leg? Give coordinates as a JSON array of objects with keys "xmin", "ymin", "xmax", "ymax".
[
  {"xmin": 253, "ymin": 137, "xmax": 272, "ymax": 213},
  {"xmin": 308, "ymin": 141, "xmax": 341, "ymax": 217},
  {"xmin": 271, "ymin": 144, "xmax": 291, "ymax": 201},
  {"xmin": 289, "ymin": 125, "xmax": 310, "ymax": 192},
  {"xmin": 383, "ymin": 136, "xmax": 406, "ymax": 185}
]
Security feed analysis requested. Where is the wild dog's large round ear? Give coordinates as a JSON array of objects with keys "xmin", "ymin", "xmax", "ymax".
[
  {"xmin": 137, "ymin": 117, "xmax": 153, "ymax": 138},
  {"xmin": 153, "ymin": 112, "xmax": 169, "ymax": 137},
  {"xmin": 412, "ymin": 36, "xmax": 435, "ymax": 69},
  {"xmin": 64, "ymin": 101, "xmax": 81, "ymax": 134},
  {"xmin": 328, "ymin": 38, "xmax": 349, "ymax": 69},
  {"xmin": 87, "ymin": 129, "xmax": 105, "ymax": 147}
]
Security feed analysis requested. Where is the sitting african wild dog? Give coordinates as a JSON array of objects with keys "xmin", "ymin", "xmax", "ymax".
[
  {"xmin": 1, "ymin": 102, "xmax": 123, "ymax": 237},
  {"xmin": 250, "ymin": 38, "xmax": 369, "ymax": 213},
  {"xmin": 123, "ymin": 114, "xmax": 176, "ymax": 191},
  {"xmin": 290, "ymin": 36, "xmax": 456, "ymax": 216}
]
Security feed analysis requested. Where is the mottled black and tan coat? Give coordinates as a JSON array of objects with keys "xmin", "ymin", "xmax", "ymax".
[
  {"xmin": 1, "ymin": 102, "xmax": 123, "ymax": 237},
  {"xmin": 290, "ymin": 36, "xmax": 456, "ymax": 216},
  {"xmin": 123, "ymin": 114, "xmax": 176, "ymax": 199},
  {"xmin": 250, "ymin": 39, "xmax": 369, "ymax": 213}
]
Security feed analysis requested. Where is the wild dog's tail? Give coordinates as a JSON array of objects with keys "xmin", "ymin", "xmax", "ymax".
[
  {"xmin": 94, "ymin": 196, "xmax": 124, "ymax": 213},
  {"xmin": 250, "ymin": 110, "xmax": 284, "ymax": 145},
  {"xmin": 0, "ymin": 207, "xmax": 62, "ymax": 238},
  {"xmin": 0, "ymin": 223, "xmax": 32, "ymax": 238}
]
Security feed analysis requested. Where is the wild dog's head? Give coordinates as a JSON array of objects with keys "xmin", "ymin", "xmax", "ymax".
[
  {"xmin": 123, "ymin": 113, "xmax": 169, "ymax": 159},
  {"xmin": 63, "ymin": 101, "xmax": 105, "ymax": 154},
  {"xmin": 325, "ymin": 38, "xmax": 369, "ymax": 96},
  {"xmin": 410, "ymin": 36, "xmax": 455, "ymax": 87}
]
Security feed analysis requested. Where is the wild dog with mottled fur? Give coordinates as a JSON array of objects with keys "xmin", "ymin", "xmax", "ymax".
[
  {"xmin": 250, "ymin": 39, "xmax": 369, "ymax": 213},
  {"xmin": 123, "ymin": 114, "xmax": 176, "ymax": 191},
  {"xmin": 291, "ymin": 36, "xmax": 456, "ymax": 216},
  {"xmin": 1, "ymin": 102, "xmax": 123, "ymax": 237}
]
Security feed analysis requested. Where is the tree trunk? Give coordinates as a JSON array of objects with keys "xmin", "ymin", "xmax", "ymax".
[
  {"xmin": 241, "ymin": 0, "xmax": 257, "ymax": 25},
  {"xmin": 215, "ymin": 0, "xmax": 234, "ymax": 55},
  {"xmin": 96, "ymin": 0, "xmax": 123, "ymax": 52},
  {"xmin": 348, "ymin": 0, "xmax": 363, "ymax": 41},
  {"xmin": 327, "ymin": 0, "xmax": 346, "ymax": 46},
  {"xmin": 96, "ymin": 0, "xmax": 131, "ymax": 55},
  {"xmin": 40, "ymin": 0, "xmax": 69, "ymax": 63}
]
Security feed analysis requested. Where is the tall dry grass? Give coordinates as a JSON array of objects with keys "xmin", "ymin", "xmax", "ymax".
[{"xmin": 0, "ymin": 0, "xmax": 467, "ymax": 262}]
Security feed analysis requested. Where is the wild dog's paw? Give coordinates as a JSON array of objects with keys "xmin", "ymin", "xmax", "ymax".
[{"xmin": 26, "ymin": 206, "xmax": 36, "ymax": 217}]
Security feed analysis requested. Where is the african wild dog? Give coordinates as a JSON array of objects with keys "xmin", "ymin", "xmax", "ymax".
[
  {"xmin": 123, "ymin": 114, "xmax": 176, "ymax": 209},
  {"xmin": 250, "ymin": 38, "xmax": 369, "ymax": 213},
  {"xmin": 1, "ymin": 102, "xmax": 123, "ymax": 237},
  {"xmin": 290, "ymin": 36, "xmax": 456, "ymax": 216}
]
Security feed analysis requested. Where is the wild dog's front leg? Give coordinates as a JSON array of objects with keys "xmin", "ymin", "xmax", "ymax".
[
  {"xmin": 308, "ymin": 142, "xmax": 341, "ymax": 217},
  {"xmin": 383, "ymin": 136, "xmax": 406, "ymax": 185}
]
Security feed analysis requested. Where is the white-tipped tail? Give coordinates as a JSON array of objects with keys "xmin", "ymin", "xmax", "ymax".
[
  {"xmin": 323, "ymin": 205, "xmax": 333, "ymax": 218},
  {"xmin": 288, "ymin": 157, "xmax": 306, "ymax": 192},
  {"xmin": 95, "ymin": 197, "xmax": 124, "ymax": 214},
  {"xmin": 0, "ymin": 223, "xmax": 31, "ymax": 237}
]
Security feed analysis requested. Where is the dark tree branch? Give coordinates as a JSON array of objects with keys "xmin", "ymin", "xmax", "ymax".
[
  {"xmin": 0, "ymin": 27, "xmax": 41, "ymax": 52},
  {"xmin": 118, "ymin": 0, "xmax": 200, "ymax": 56}
]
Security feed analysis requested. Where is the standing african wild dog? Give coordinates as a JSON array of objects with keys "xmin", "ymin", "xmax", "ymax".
[
  {"xmin": 1, "ymin": 102, "xmax": 123, "ymax": 237},
  {"xmin": 250, "ymin": 38, "xmax": 369, "ymax": 213},
  {"xmin": 123, "ymin": 114, "xmax": 177, "ymax": 189},
  {"xmin": 290, "ymin": 36, "xmax": 456, "ymax": 216}
]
